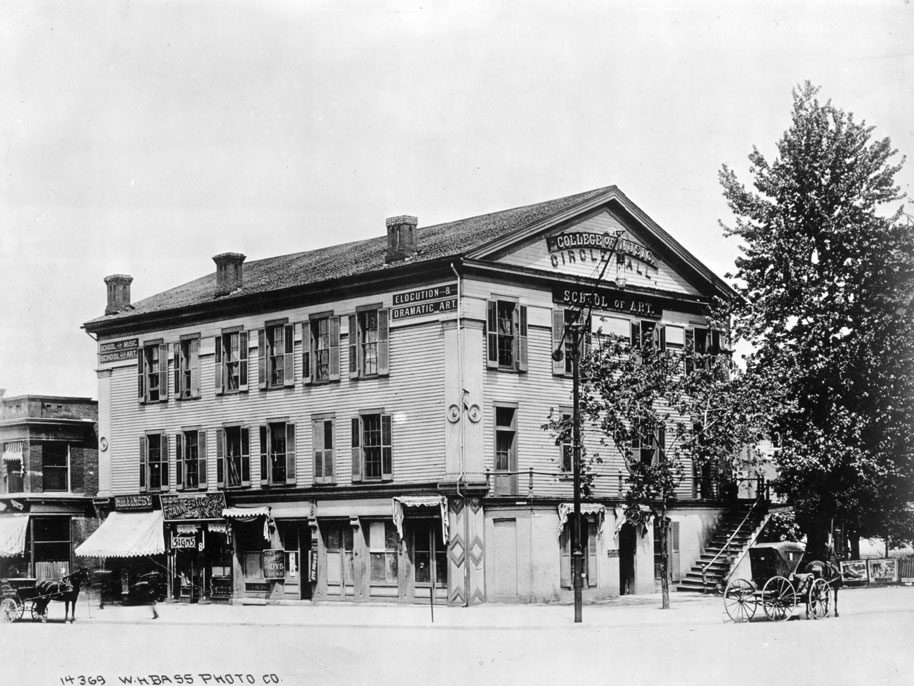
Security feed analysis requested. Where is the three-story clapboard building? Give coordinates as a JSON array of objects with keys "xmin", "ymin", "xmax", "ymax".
[{"xmin": 81, "ymin": 186, "xmax": 735, "ymax": 605}]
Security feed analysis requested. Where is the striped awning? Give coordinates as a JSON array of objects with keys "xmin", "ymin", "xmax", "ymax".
[
  {"xmin": 392, "ymin": 495, "xmax": 448, "ymax": 544},
  {"xmin": 222, "ymin": 506, "xmax": 270, "ymax": 519},
  {"xmin": 75, "ymin": 510, "xmax": 165, "ymax": 558},
  {"xmin": 0, "ymin": 515, "xmax": 29, "ymax": 557}
]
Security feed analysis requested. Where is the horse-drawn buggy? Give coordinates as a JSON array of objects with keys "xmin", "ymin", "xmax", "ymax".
[
  {"xmin": 723, "ymin": 541, "xmax": 835, "ymax": 623},
  {"xmin": 0, "ymin": 568, "xmax": 91, "ymax": 623}
]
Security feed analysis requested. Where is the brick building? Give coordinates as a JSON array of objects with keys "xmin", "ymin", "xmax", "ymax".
[
  {"xmin": 0, "ymin": 393, "xmax": 99, "ymax": 579},
  {"xmin": 80, "ymin": 186, "xmax": 737, "ymax": 604}
]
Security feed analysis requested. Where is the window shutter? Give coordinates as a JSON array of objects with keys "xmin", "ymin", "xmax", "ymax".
[
  {"xmin": 259, "ymin": 426, "xmax": 268, "ymax": 486},
  {"xmin": 377, "ymin": 309, "xmax": 390, "ymax": 376},
  {"xmin": 241, "ymin": 427, "xmax": 251, "ymax": 486},
  {"xmin": 516, "ymin": 305, "xmax": 528, "ymax": 372},
  {"xmin": 214, "ymin": 336, "xmax": 224, "ymax": 395},
  {"xmin": 486, "ymin": 301, "xmax": 499, "ymax": 368},
  {"xmin": 381, "ymin": 414, "xmax": 392, "ymax": 480},
  {"xmin": 284, "ymin": 324, "xmax": 295, "ymax": 387},
  {"xmin": 560, "ymin": 527, "xmax": 571, "ymax": 588},
  {"xmin": 348, "ymin": 314, "xmax": 359, "ymax": 379},
  {"xmin": 138, "ymin": 351, "xmax": 145, "ymax": 402},
  {"xmin": 139, "ymin": 436, "xmax": 147, "ymax": 492},
  {"xmin": 313, "ymin": 419, "xmax": 324, "ymax": 481},
  {"xmin": 552, "ymin": 309, "xmax": 565, "ymax": 376},
  {"xmin": 587, "ymin": 525, "xmax": 597, "ymax": 587},
  {"xmin": 175, "ymin": 432, "xmax": 184, "ymax": 491},
  {"xmin": 351, "ymin": 417, "xmax": 362, "ymax": 482},
  {"xmin": 657, "ymin": 424, "xmax": 666, "ymax": 465},
  {"xmin": 325, "ymin": 421, "xmax": 334, "ymax": 479},
  {"xmin": 161, "ymin": 435, "xmax": 169, "ymax": 488},
  {"xmin": 258, "ymin": 329, "xmax": 267, "ymax": 389},
  {"xmin": 198, "ymin": 430, "xmax": 207, "ymax": 488},
  {"xmin": 684, "ymin": 328, "xmax": 695, "ymax": 374},
  {"xmin": 190, "ymin": 338, "xmax": 200, "ymax": 398},
  {"xmin": 216, "ymin": 429, "xmax": 225, "ymax": 488},
  {"xmin": 285, "ymin": 423, "xmax": 296, "ymax": 485},
  {"xmin": 657, "ymin": 325, "xmax": 666, "ymax": 351},
  {"xmin": 329, "ymin": 316, "xmax": 341, "ymax": 381},
  {"xmin": 173, "ymin": 343, "xmax": 180, "ymax": 400},
  {"xmin": 239, "ymin": 331, "xmax": 249, "ymax": 391},
  {"xmin": 158, "ymin": 343, "xmax": 169, "ymax": 402},
  {"xmin": 301, "ymin": 318, "xmax": 312, "ymax": 385}
]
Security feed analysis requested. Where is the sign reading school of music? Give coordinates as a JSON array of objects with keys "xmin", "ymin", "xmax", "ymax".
[{"xmin": 84, "ymin": 186, "xmax": 734, "ymax": 605}]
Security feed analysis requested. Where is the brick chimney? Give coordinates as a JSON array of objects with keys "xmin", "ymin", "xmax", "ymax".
[
  {"xmin": 213, "ymin": 252, "xmax": 246, "ymax": 297},
  {"xmin": 104, "ymin": 274, "xmax": 133, "ymax": 314},
  {"xmin": 385, "ymin": 215, "xmax": 418, "ymax": 263}
]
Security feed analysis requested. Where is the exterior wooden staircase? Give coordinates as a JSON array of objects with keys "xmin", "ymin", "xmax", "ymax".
[{"xmin": 676, "ymin": 501, "xmax": 769, "ymax": 594}]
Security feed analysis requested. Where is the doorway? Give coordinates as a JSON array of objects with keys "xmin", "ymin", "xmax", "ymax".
[
  {"xmin": 323, "ymin": 521, "xmax": 354, "ymax": 599},
  {"xmin": 491, "ymin": 519, "xmax": 518, "ymax": 597},
  {"xmin": 619, "ymin": 523, "xmax": 636, "ymax": 595}
]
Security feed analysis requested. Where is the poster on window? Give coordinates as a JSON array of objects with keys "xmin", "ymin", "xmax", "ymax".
[
  {"xmin": 867, "ymin": 558, "xmax": 898, "ymax": 584},
  {"xmin": 840, "ymin": 560, "xmax": 868, "ymax": 583},
  {"xmin": 262, "ymin": 549, "xmax": 286, "ymax": 579}
]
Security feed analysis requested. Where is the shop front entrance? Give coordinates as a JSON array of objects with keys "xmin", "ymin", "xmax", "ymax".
[{"xmin": 322, "ymin": 520, "xmax": 355, "ymax": 599}]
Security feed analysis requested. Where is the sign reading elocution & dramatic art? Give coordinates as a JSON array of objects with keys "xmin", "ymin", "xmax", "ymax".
[{"xmin": 391, "ymin": 283, "xmax": 458, "ymax": 320}]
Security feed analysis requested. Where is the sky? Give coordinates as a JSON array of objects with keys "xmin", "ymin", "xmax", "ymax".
[{"xmin": 1, "ymin": 0, "xmax": 912, "ymax": 399}]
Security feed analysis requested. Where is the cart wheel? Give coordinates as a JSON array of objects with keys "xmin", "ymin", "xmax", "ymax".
[
  {"xmin": 808, "ymin": 578, "xmax": 830, "ymax": 619},
  {"xmin": 0, "ymin": 597, "xmax": 21, "ymax": 622},
  {"xmin": 31, "ymin": 603, "xmax": 47, "ymax": 622},
  {"xmin": 723, "ymin": 578, "xmax": 757, "ymax": 623},
  {"xmin": 762, "ymin": 576, "xmax": 795, "ymax": 622}
]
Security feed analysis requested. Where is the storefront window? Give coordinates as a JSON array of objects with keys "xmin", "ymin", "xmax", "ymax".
[
  {"xmin": 412, "ymin": 520, "xmax": 446, "ymax": 586},
  {"xmin": 368, "ymin": 521, "xmax": 398, "ymax": 584}
]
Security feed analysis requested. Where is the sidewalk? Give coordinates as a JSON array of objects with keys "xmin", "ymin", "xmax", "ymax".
[{"xmin": 62, "ymin": 590, "xmax": 725, "ymax": 629}]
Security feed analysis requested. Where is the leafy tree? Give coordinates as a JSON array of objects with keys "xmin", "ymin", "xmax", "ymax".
[{"xmin": 719, "ymin": 82, "xmax": 914, "ymax": 558}]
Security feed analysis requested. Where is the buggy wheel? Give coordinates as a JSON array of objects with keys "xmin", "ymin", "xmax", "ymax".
[
  {"xmin": 762, "ymin": 576, "xmax": 795, "ymax": 622},
  {"xmin": 723, "ymin": 578, "xmax": 757, "ymax": 623},
  {"xmin": 0, "ymin": 597, "xmax": 22, "ymax": 622},
  {"xmin": 31, "ymin": 602, "xmax": 47, "ymax": 622},
  {"xmin": 808, "ymin": 578, "xmax": 830, "ymax": 619}
]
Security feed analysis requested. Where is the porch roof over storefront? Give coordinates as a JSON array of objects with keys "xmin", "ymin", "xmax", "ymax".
[
  {"xmin": 392, "ymin": 495, "xmax": 448, "ymax": 544},
  {"xmin": 0, "ymin": 515, "xmax": 29, "ymax": 557},
  {"xmin": 222, "ymin": 506, "xmax": 270, "ymax": 519},
  {"xmin": 75, "ymin": 510, "xmax": 165, "ymax": 558}
]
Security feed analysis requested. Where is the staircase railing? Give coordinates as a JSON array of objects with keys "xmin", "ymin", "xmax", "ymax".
[{"xmin": 700, "ymin": 492, "xmax": 767, "ymax": 593}]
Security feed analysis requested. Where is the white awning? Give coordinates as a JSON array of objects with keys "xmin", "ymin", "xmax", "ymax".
[
  {"xmin": 222, "ymin": 506, "xmax": 270, "ymax": 519},
  {"xmin": 0, "ymin": 515, "xmax": 29, "ymax": 557},
  {"xmin": 557, "ymin": 503, "xmax": 606, "ymax": 538},
  {"xmin": 75, "ymin": 510, "xmax": 165, "ymax": 558},
  {"xmin": 392, "ymin": 495, "xmax": 448, "ymax": 544}
]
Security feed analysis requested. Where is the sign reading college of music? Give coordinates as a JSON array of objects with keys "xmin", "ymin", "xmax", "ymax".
[
  {"xmin": 160, "ymin": 492, "xmax": 227, "ymax": 522},
  {"xmin": 99, "ymin": 338, "xmax": 138, "ymax": 363},
  {"xmin": 546, "ymin": 231, "xmax": 657, "ymax": 270},
  {"xmin": 392, "ymin": 283, "xmax": 458, "ymax": 320},
  {"xmin": 555, "ymin": 287, "xmax": 662, "ymax": 319}
]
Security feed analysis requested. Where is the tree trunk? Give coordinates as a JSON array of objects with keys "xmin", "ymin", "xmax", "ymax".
[
  {"xmin": 660, "ymin": 516, "xmax": 670, "ymax": 609},
  {"xmin": 805, "ymin": 516, "xmax": 830, "ymax": 561},
  {"xmin": 850, "ymin": 534, "xmax": 860, "ymax": 560}
]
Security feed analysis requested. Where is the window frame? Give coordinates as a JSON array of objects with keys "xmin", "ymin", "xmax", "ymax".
[
  {"xmin": 350, "ymin": 412, "xmax": 392, "ymax": 482},
  {"xmin": 493, "ymin": 404, "xmax": 518, "ymax": 495},
  {"xmin": 259, "ymin": 321, "xmax": 295, "ymax": 390},
  {"xmin": 303, "ymin": 313, "xmax": 341, "ymax": 385},
  {"xmin": 173, "ymin": 335, "xmax": 201, "ymax": 400},
  {"xmin": 560, "ymin": 517, "xmax": 598, "ymax": 589},
  {"xmin": 348, "ymin": 305, "xmax": 390, "ymax": 380},
  {"xmin": 367, "ymin": 520, "xmax": 399, "ymax": 586},
  {"xmin": 175, "ymin": 428, "xmax": 207, "ymax": 491},
  {"xmin": 486, "ymin": 299, "xmax": 528, "ymax": 372},
  {"xmin": 138, "ymin": 340, "xmax": 169, "ymax": 404},
  {"xmin": 218, "ymin": 425, "xmax": 251, "ymax": 489},
  {"xmin": 215, "ymin": 328, "xmax": 249, "ymax": 395},
  {"xmin": 41, "ymin": 442, "xmax": 69, "ymax": 492},
  {"xmin": 139, "ymin": 433, "xmax": 168, "ymax": 493},
  {"xmin": 631, "ymin": 420, "xmax": 666, "ymax": 466},
  {"xmin": 259, "ymin": 421, "xmax": 296, "ymax": 487},
  {"xmin": 312, "ymin": 414, "xmax": 335, "ymax": 484}
]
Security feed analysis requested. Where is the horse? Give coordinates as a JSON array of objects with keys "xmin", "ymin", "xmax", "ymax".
[
  {"xmin": 801, "ymin": 545, "xmax": 859, "ymax": 619},
  {"xmin": 33, "ymin": 567, "xmax": 91, "ymax": 623}
]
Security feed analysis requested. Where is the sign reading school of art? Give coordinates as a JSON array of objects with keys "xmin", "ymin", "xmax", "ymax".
[
  {"xmin": 555, "ymin": 287, "xmax": 662, "ymax": 319},
  {"xmin": 99, "ymin": 338, "xmax": 139, "ymax": 364}
]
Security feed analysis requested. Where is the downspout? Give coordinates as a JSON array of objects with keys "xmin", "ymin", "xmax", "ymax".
[{"xmin": 451, "ymin": 261, "xmax": 470, "ymax": 607}]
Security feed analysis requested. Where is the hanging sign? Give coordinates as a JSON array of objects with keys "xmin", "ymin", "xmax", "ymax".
[
  {"xmin": 392, "ymin": 283, "xmax": 458, "ymax": 320},
  {"xmin": 114, "ymin": 494, "xmax": 154, "ymax": 511},
  {"xmin": 262, "ymin": 549, "xmax": 286, "ymax": 579},
  {"xmin": 554, "ymin": 287, "xmax": 662, "ymax": 319},
  {"xmin": 99, "ymin": 338, "xmax": 138, "ymax": 364},
  {"xmin": 170, "ymin": 531, "xmax": 198, "ymax": 550}
]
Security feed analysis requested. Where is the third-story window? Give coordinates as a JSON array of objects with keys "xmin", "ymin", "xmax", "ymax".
[
  {"xmin": 351, "ymin": 413, "xmax": 392, "ymax": 482},
  {"xmin": 312, "ymin": 416, "xmax": 335, "ymax": 484},
  {"xmin": 348, "ymin": 308, "xmax": 389, "ymax": 379},
  {"xmin": 260, "ymin": 323, "xmax": 295, "ymax": 389},
  {"xmin": 173, "ymin": 336, "xmax": 201, "ymax": 400},
  {"xmin": 486, "ymin": 300, "xmax": 528, "ymax": 371},
  {"xmin": 218, "ymin": 426, "xmax": 250, "ymax": 488},
  {"xmin": 140, "ymin": 434, "xmax": 168, "ymax": 492},
  {"xmin": 303, "ymin": 315, "xmax": 341, "ymax": 384},
  {"xmin": 259, "ymin": 422, "xmax": 296, "ymax": 486},
  {"xmin": 42, "ymin": 443, "xmax": 69, "ymax": 492},
  {"xmin": 215, "ymin": 330, "xmax": 249, "ymax": 394},
  {"xmin": 176, "ymin": 429, "xmax": 207, "ymax": 490},
  {"xmin": 138, "ymin": 341, "xmax": 168, "ymax": 403}
]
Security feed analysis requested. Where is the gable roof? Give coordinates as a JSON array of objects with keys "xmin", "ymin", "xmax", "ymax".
[{"xmin": 84, "ymin": 185, "xmax": 732, "ymax": 331}]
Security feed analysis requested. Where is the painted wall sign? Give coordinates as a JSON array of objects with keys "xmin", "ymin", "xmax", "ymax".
[
  {"xmin": 555, "ymin": 288, "xmax": 662, "ymax": 319},
  {"xmin": 160, "ymin": 492, "xmax": 227, "ymax": 522},
  {"xmin": 114, "ymin": 494, "xmax": 154, "ymax": 511},
  {"xmin": 392, "ymin": 283, "xmax": 458, "ymax": 320},
  {"xmin": 262, "ymin": 549, "xmax": 286, "ymax": 580},
  {"xmin": 99, "ymin": 338, "xmax": 139, "ymax": 364},
  {"xmin": 546, "ymin": 232, "xmax": 656, "ymax": 270}
]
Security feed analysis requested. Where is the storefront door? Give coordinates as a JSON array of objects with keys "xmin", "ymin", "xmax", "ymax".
[
  {"xmin": 279, "ymin": 522, "xmax": 311, "ymax": 600},
  {"xmin": 323, "ymin": 522, "xmax": 354, "ymax": 599}
]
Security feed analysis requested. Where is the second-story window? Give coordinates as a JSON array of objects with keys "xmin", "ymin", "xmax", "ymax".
[
  {"xmin": 259, "ymin": 322, "xmax": 295, "ymax": 389},
  {"xmin": 493, "ymin": 405, "xmax": 517, "ymax": 495},
  {"xmin": 259, "ymin": 422, "xmax": 296, "ymax": 486},
  {"xmin": 215, "ymin": 329, "xmax": 249, "ymax": 394},
  {"xmin": 631, "ymin": 420, "xmax": 665, "ymax": 466},
  {"xmin": 217, "ymin": 426, "xmax": 250, "ymax": 489},
  {"xmin": 303, "ymin": 314, "xmax": 341, "ymax": 384},
  {"xmin": 140, "ymin": 433, "xmax": 168, "ymax": 493},
  {"xmin": 176, "ymin": 429, "xmax": 206, "ymax": 490},
  {"xmin": 138, "ymin": 341, "xmax": 168, "ymax": 404},
  {"xmin": 351, "ymin": 413, "xmax": 392, "ymax": 482},
  {"xmin": 558, "ymin": 410, "xmax": 573, "ymax": 473},
  {"xmin": 42, "ymin": 443, "xmax": 69, "ymax": 492},
  {"xmin": 312, "ymin": 415, "xmax": 335, "ymax": 484},
  {"xmin": 486, "ymin": 300, "xmax": 528, "ymax": 372},
  {"xmin": 348, "ymin": 307, "xmax": 389, "ymax": 379},
  {"xmin": 173, "ymin": 336, "xmax": 201, "ymax": 400}
]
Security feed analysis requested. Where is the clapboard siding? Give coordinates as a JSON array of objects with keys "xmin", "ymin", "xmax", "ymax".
[{"xmin": 105, "ymin": 312, "xmax": 447, "ymax": 495}]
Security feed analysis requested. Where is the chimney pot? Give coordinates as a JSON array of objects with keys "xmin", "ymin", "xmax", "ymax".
[
  {"xmin": 213, "ymin": 252, "xmax": 246, "ymax": 297},
  {"xmin": 385, "ymin": 215, "xmax": 418, "ymax": 263},
  {"xmin": 103, "ymin": 274, "xmax": 133, "ymax": 315}
]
